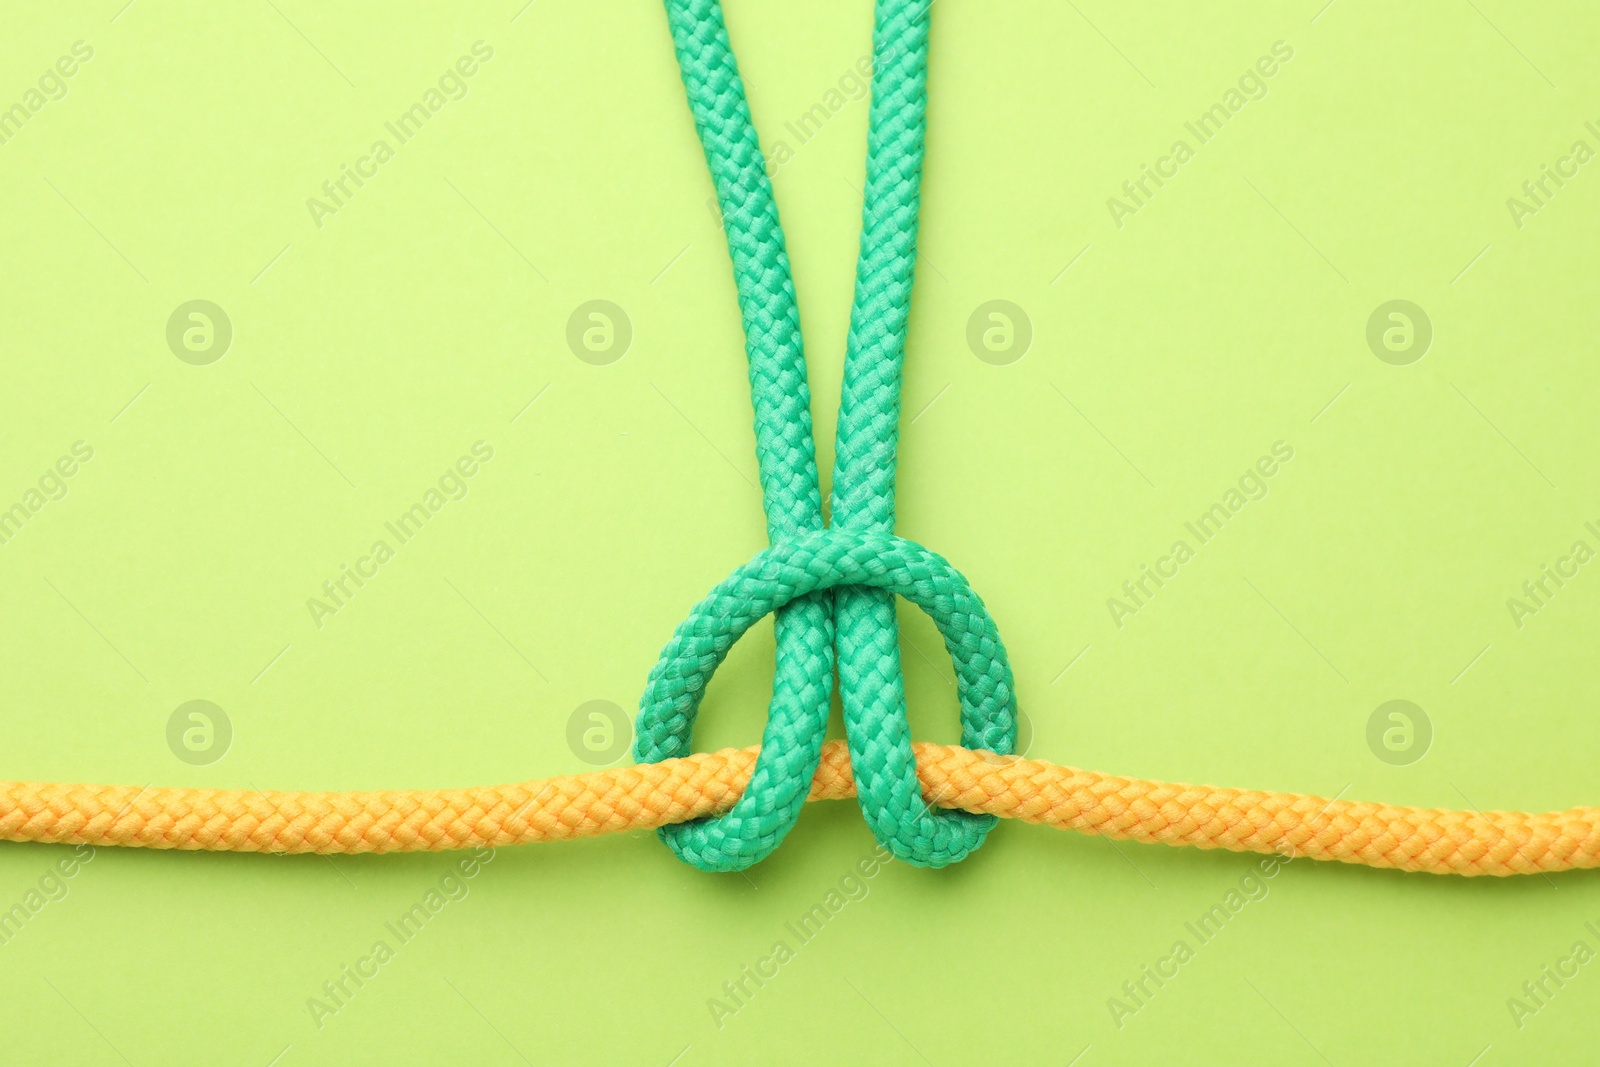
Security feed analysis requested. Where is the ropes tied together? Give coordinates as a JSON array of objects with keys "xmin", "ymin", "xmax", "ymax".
[
  {"xmin": 632, "ymin": 0, "xmax": 1016, "ymax": 872},
  {"xmin": 0, "ymin": 0, "xmax": 1594, "ymax": 880}
]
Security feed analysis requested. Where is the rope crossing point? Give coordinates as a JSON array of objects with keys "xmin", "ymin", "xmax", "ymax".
[
  {"xmin": 5, "ymin": 744, "xmax": 1600, "ymax": 876},
  {"xmin": 633, "ymin": 0, "xmax": 1014, "ymax": 872},
  {"xmin": 0, "ymin": 0, "xmax": 1596, "ymax": 878}
]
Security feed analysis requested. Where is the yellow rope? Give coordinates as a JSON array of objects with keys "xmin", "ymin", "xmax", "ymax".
[{"xmin": 3, "ymin": 741, "xmax": 1592, "ymax": 876}]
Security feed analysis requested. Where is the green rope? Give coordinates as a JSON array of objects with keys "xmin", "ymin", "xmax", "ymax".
[{"xmin": 633, "ymin": 0, "xmax": 1018, "ymax": 873}]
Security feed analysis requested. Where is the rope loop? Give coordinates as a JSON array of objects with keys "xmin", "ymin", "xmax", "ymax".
[
  {"xmin": 633, "ymin": 529, "xmax": 1018, "ymax": 871},
  {"xmin": 632, "ymin": 0, "xmax": 1018, "ymax": 871}
]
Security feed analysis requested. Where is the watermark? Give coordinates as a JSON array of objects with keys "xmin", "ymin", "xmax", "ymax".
[
  {"xmin": 565, "ymin": 300, "xmax": 631, "ymax": 365},
  {"xmin": 701, "ymin": 41, "xmax": 908, "ymax": 228},
  {"xmin": 166, "ymin": 300, "xmax": 233, "ymax": 365},
  {"xmin": 1106, "ymin": 41, "xmax": 1294, "ymax": 228},
  {"xmin": 306, "ymin": 845, "xmax": 496, "ymax": 1029},
  {"xmin": 0, "ymin": 40, "xmax": 94, "ymax": 149},
  {"xmin": 1505, "ymin": 922, "xmax": 1600, "ymax": 1030},
  {"xmin": 1365, "ymin": 300, "xmax": 1431, "ymax": 365},
  {"xmin": 306, "ymin": 441, "xmax": 495, "ymax": 629},
  {"xmin": 1106, "ymin": 441, "xmax": 1295, "ymax": 628},
  {"xmin": 0, "ymin": 440, "xmax": 94, "ymax": 549},
  {"xmin": 768, "ymin": 49, "xmax": 880, "ymax": 177},
  {"xmin": 1506, "ymin": 521, "xmax": 1600, "ymax": 630},
  {"xmin": 566, "ymin": 700, "xmax": 632, "ymax": 766},
  {"xmin": 966, "ymin": 300, "xmax": 1032, "ymax": 365},
  {"xmin": 1506, "ymin": 121, "xmax": 1600, "ymax": 230},
  {"xmin": 1107, "ymin": 845, "xmax": 1294, "ymax": 1028},
  {"xmin": 1365, "ymin": 700, "xmax": 1431, "ymax": 766},
  {"xmin": 0, "ymin": 845, "xmax": 96, "ymax": 949},
  {"xmin": 306, "ymin": 42, "xmax": 495, "ymax": 230},
  {"xmin": 707, "ymin": 843, "xmax": 895, "ymax": 1029},
  {"xmin": 167, "ymin": 700, "xmax": 233, "ymax": 766}
]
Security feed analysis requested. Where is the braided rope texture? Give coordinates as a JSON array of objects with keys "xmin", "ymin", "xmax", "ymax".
[
  {"xmin": 3, "ymin": 742, "xmax": 1596, "ymax": 876},
  {"xmin": 827, "ymin": 0, "xmax": 1016, "ymax": 868},
  {"xmin": 639, "ymin": 0, "xmax": 839, "ymax": 874},
  {"xmin": 1, "ymin": 0, "xmax": 1585, "ymax": 882},
  {"xmin": 635, "ymin": 0, "xmax": 1014, "ymax": 872}
]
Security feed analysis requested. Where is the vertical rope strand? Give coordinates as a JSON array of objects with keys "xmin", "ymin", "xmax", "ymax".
[
  {"xmin": 637, "ymin": 0, "xmax": 1017, "ymax": 872},
  {"xmin": 636, "ymin": 0, "xmax": 837, "ymax": 871},
  {"xmin": 829, "ymin": 0, "xmax": 1015, "ymax": 866}
]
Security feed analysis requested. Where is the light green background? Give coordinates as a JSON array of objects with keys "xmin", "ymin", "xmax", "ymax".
[{"xmin": 1, "ymin": 1, "xmax": 1598, "ymax": 1063}]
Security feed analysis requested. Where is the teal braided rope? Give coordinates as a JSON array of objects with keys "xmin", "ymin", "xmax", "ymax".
[
  {"xmin": 830, "ymin": 0, "xmax": 1013, "ymax": 865},
  {"xmin": 644, "ymin": 0, "xmax": 837, "ymax": 872},
  {"xmin": 633, "ymin": 0, "xmax": 1018, "ymax": 872}
]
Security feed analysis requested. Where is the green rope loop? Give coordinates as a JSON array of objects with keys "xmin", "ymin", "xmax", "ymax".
[{"xmin": 632, "ymin": 0, "xmax": 1018, "ymax": 872}]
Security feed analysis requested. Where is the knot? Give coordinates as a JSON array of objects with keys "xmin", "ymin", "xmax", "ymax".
[
  {"xmin": 642, "ymin": 0, "xmax": 1001, "ymax": 871},
  {"xmin": 633, "ymin": 528, "xmax": 1018, "ymax": 871}
]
